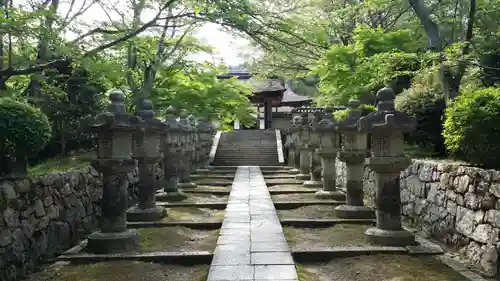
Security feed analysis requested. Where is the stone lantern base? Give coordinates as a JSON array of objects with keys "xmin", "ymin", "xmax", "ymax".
[
  {"xmin": 156, "ymin": 190, "xmax": 187, "ymax": 201},
  {"xmin": 178, "ymin": 182, "xmax": 197, "ymax": 188},
  {"xmin": 87, "ymin": 229, "xmax": 140, "ymax": 254},
  {"xmin": 315, "ymin": 189, "xmax": 345, "ymax": 200},
  {"xmin": 334, "ymin": 205, "xmax": 375, "ymax": 219},
  {"xmin": 295, "ymin": 173, "xmax": 311, "ymax": 180},
  {"xmin": 364, "ymin": 227, "xmax": 416, "ymax": 247},
  {"xmin": 126, "ymin": 205, "xmax": 167, "ymax": 222},
  {"xmin": 303, "ymin": 180, "xmax": 322, "ymax": 188}
]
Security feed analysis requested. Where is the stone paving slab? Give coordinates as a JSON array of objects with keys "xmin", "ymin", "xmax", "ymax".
[{"xmin": 208, "ymin": 166, "xmax": 298, "ymax": 281}]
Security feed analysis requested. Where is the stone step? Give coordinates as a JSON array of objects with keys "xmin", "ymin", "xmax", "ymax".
[
  {"xmin": 216, "ymin": 148, "xmax": 277, "ymax": 151},
  {"xmin": 214, "ymin": 155, "xmax": 279, "ymax": 162},
  {"xmin": 213, "ymin": 161, "xmax": 280, "ymax": 166}
]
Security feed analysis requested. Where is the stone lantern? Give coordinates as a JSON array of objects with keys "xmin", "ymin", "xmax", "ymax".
[
  {"xmin": 314, "ymin": 110, "xmax": 345, "ymax": 200},
  {"xmin": 334, "ymin": 100, "xmax": 374, "ymax": 219},
  {"xmin": 187, "ymin": 114, "xmax": 198, "ymax": 173},
  {"xmin": 177, "ymin": 110, "xmax": 196, "ymax": 188},
  {"xmin": 295, "ymin": 113, "xmax": 312, "ymax": 180},
  {"xmin": 196, "ymin": 117, "xmax": 212, "ymax": 171},
  {"xmin": 359, "ymin": 87, "xmax": 416, "ymax": 246},
  {"xmin": 127, "ymin": 98, "xmax": 168, "ymax": 222},
  {"xmin": 86, "ymin": 89, "xmax": 143, "ymax": 254},
  {"xmin": 286, "ymin": 115, "xmax": 301, "ymax": 175},
  {"xmin": 156, "ymin": 106, "xmax": 187, "ymax": 201},
  {"xmin": 303, "ymin": 111, "xmax": 324, "ymax": 188}
]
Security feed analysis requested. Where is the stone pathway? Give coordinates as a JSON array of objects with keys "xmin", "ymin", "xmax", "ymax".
[{"xmin": 207, "ymin": 166, "xmax": 298, "ymax": 281}]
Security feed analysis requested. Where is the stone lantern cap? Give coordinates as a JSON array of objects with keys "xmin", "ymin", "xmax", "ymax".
[
  {"xmin": 164, "ymin": 106, "xmax": 181, "ymax": 132},
  {"xmin": 187, "ymin": 114, "xmax": 197, "ymax": 127},
  {"xmin": 308, "ymin": 111, "xmax": 324, "ymax": 144},
  {"xmin": 297, "ymin": 112, "xmax": 312, "ymax": 146},
  {"xmin": 137, "ymin": 98, "xmax": 167, "ymax": 132},
  {"xmin": 338, "ymin": 99, "xmax": 363, "ymax": 132},
  {"xmin": 316, "ymin": 112, "xmax": 337, "ymax": 133},
  {"xmin": 316, "ymin": 111, "xmax": 339, "ymax": 154},
  {"xmin": 288, "ymin": 115, "xmax": 302, "ymax": 133},
  {"xmin": 164, "ymin": 105, "xmax": 182, "ymax": 145},
  {"xmin": 178, "ymin": 109, "xmax": 191, "ymax": 133},
  {"xmin": 197, "ymin": 117, "xmax": 212, "ymax": 134},
  {"xmin": 89, "ymin": 89, "xmax": 144, "ymax": 133},
  {"xmin": 359, "ymin": 87, "xmax": 416, "ymax": 133}
]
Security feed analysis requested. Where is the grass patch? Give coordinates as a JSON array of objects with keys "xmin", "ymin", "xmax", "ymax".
[
  {"xmin": 283, "ymin": 227, "xmax": 296, "ymax": 245},
  {"xmin": 283, "ymin": 224, "xmax": 371, "ymax": 248},
  {"xmin": 160, "ymin": 207, "xmax": 225, "ymax": 222},
  {"xmin": 136, "ymin": 226, "xmax": 218, "ymax": 252},
  {"xmin": 295, "ymin": 264, "xmax": 317, "ymax": 281},
  {"xmin": 29, "ymin": 151, "xmax": 93, "ymax": 176},
  {"xmin": 42, "ymin": 261, "xmax": 210, "ymax": 281},
  {"xmin": 404, "ymin": 144, "xmax": 443, "ymax": 159}
]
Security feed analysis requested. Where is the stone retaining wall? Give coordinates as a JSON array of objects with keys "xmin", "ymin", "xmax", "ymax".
[
  {"xmin": 0, "ymin": 164, "xmax": 163, "ymax": 281},
  {"xmin": 336, "ymin": 159, "xmax": 500, "ymax": 277}
]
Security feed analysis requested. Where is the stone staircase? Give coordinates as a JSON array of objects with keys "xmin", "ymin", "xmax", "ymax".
[{"xmin": 212, "ymin": 130, "xmax": 281, "ymax": 166}]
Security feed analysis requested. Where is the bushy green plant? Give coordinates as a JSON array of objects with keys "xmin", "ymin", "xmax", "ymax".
[
  {"xmin": 333, "ymin": 103, "xmax": 376, "ymax": 122},
  {"xmin": 395, "ymin": 70, "xmax": 446, "ymax": 155},
  {"xmin": 443, "ymin": 87, "xmax": 500, "ymax": 168},
  {"xmin": 0, "ymin": 98, "xmax": 52, "ymax": 169}
]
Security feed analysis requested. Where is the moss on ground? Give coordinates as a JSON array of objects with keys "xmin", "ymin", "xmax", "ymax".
[
  {"xmin": 158, "ymin": 194, "xmax": 228, "ymax": 203},
  {"xmin": 159, "ymin": 207, "xmax": 225, "ymax": 222},
  {"xmin": 29, "ymin": 151, "xmax": 94, "ymax": 175},
  {"xmin": 43, "ymin": 261, "xmax": 209, "ymax": 281},
  {"xmin": 277, "ymin": 205, "xmax": 338, "ymax": 220},
  {"xmin": 283, "ymin": 224, "xmax": 371, "ymax": 248},
  {"xmin": 137, "ymin": 226, "xmax": 218, "ymax": 252},
  {"xmin": 299, "ymin": 254, "xmax": 470, "ymax": 281}
]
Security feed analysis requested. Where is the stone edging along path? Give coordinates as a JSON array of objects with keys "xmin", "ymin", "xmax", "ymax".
[{"xmin": 207, "ymin": 166, "xmax": 299, "ymax": 281}]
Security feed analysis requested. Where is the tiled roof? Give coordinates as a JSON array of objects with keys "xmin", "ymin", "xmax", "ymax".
[
  {"xmin": 216, "ymin": 73, "xmax": 312, "ymax": 104},
  {"xmin": 281, "ymin": 81, "xmax": 312, "ymax": 104}
]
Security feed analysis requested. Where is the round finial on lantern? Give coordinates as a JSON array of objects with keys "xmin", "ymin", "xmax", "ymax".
[
  {"xmin": 107, "ymin": 89, "xmax": 126, "ymax": 114},
  {"xmin": 377, "ymin": 87, "xmax": 395, "ymax": 102},
  {"xmin": 187, "ymin": 114, "xmax": 196, "ymax": 126},
  {"xmin": 376, "ymin": 87, "xmax": 395, "ymax": 112},
  {"xmin": 165, "ymin": 105, "xmax": 176, "ymax": 118},
  {"xmin": 347, "ymin": 99, "xmax": 361, "ymax": 109},
  {"xmin": 137, "ymin": 98, "xmax": 155, "ymax": 119},
  {"xmin": 179, "ymin": 109, "xmax": 188, "ymax": 119}
]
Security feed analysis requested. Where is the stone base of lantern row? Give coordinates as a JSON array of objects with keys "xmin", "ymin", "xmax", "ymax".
[
  {"xmin": 315, "ymin": 189, "xmax": 345, "ymax": 200},
  {"xmin": 364, "ymin": 227, "xmax": 416, "ymax": 247},
  {"xmin": 178, "ymin": 182, "xmax": 197, "ymax": 188},
  {"xmin": 126, "ymin": 205, "xmax": 167, "ymax": 222},
  {"xmin": 156, "ymin": 190, "xmax": 187, "ymax": 201},
  {"xmin": 365, "ymin": 156, "xmax": 415, "ymax": 246},
  {"xmin": 304, "ymin": 150, "xmax": 323, "ymax": 188},
  {"xmin": 295, "ymin": 173, "xmax": 311, "ymax": 180},
  {"xmin": 156, "ymin": 177, "xmax": 187, "ymax": 201},
  {"xmin": 87, "ymin": 229, "xmax": 140, "ymax": 254},
  {"xmin": 334, "ymin": 205, "xmax": 375, "ymax": 219},
  {"xmin": 302, "ymin": 180, "xmax": 322, "ymax": 188},
  {"xmin": 295, "ymin": 148, "xmax": 312, "ymax": 180},
  {"xmin": 335, "ymin": 152, "xmax": 374, "ymax": 219}
]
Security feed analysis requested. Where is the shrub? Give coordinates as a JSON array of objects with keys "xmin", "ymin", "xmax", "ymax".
[
  {"xmin": 443, "ymin": 87, "xmax": 500, "ymax": 168},
  {"xmin": 333, "ymin": 103, "xmax": 376, "ymax": 122},
  {"xmin": 333, "ymin": 109, "xmax": 349, "ymax": 122},
  {"xmin": 0, "ymin": 98, "xmax": 52, "ymax": 175},
  {"xmin": 395, "ymin": 80, "xmax": 446, "ymax": 156}
]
